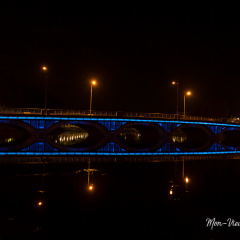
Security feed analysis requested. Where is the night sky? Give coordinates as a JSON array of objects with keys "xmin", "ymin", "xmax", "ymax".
[{"xmin": 1, "ymin": 2, "xmax": 240, "ymax": 117}]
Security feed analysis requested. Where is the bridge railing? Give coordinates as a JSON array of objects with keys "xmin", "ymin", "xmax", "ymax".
[
  {"xmin": 144, "ymin": 113, "xmax": 177, "ymax": 119},
  {"xmin": 0, "ymin": 108, "xmax": 43, "ymax": 115},
  {"xmin": 178, "ymin": 115, "xmax": 225, "ymax": 123},
  {"xmin": 48, "ymin": 109, "xmax": 118, "ymax": 116},
  {"xmin": 0, "ymin": 107, "xmax": 234, "ymax": 124}
]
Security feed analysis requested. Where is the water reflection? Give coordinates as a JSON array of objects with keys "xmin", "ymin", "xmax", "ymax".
[
  {"xmin": 0, "ymin": 124, "xmax": 30, "ymax": 146},
  {"xmin": 119, "ymin": 128, "xmax": 141, "ymax": 142},
  {"xmin": 84, "ymin": 158, "xmax": 99, "ymax": 191},
  {"xmin": 172, "ymin": 127, "xmax": 210, "ymax": 149},
  {"xmin": 169, "ymin": 158, "xmax": 190, "ymax": 200},
  {"xmin": 172, "ymin": 129, "xmax": 187, "ymax": 143},
  {"xmin": 37, "ymin": 161, "xmax": 47, "ymax": 207},
  {"xmin": 57, "ymin": 132, "xmax": 88, "ymax": 145},
  {"xmin": 1, "ymin": 158, "xmax": 240, "ymax": 239},
  {"xmin": 49, "ymin": 124, "xmax": 89, "ymax": 146},
  {"xmin": 3, "ymin": 138, "xmax": 15, "ymax": 143},
  {"xmin": 117, "ymin": 126, "xmax": 161, "ymax": 149}
]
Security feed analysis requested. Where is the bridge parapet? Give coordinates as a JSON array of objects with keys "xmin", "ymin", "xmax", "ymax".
[
  {"xmin": 0, "ymin": 108, "xmax": 43, "ymax": 115},
  {"xmin": 0, "ymin": 107, "xmax": 233, "ymax": 124}
]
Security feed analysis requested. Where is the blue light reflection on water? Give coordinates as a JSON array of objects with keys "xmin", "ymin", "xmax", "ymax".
[{"xmin": 0, "ymin": 158, "xmax": 240, "ymax": 239}]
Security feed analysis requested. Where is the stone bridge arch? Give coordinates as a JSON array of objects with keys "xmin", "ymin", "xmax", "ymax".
[
  {"xmin": 170, "ymin": 124, "xmax": 214, "ymax": 152},
  {"xmin": 46, "ymin": 120, "xmax": 109, "ymax": 151},
  {"xmin": 114, "ymin": 122, "xmax": 167, "ymax": 152},
  {"xmin": 0, "ymin": 120, "xmax": 36, "ymax": 151}
]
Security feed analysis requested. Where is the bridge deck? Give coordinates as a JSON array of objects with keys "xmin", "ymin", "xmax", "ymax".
[
  {"xmin": 0, "ymin": 107, "xmax": 233, "ymax": 123},
  {"xmin": 1, "ymin": 108, "xmax": 240, "ymax": 157}
]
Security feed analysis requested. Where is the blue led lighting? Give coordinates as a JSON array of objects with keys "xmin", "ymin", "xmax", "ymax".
[
  {"xmin": 1, "ymin": 115, "xmax": 240, "ymax": 157},
  {"xmin": 43, "ymin": 117, "xmax": 52, "ymax": 120},
  {"xmin": 0, "ymin": 115, "xmax": 240, "ymax": 128},
  {"xmin": 1, "ymin": 151, "xmax": 240, "ymax": 156},
  {"xmin": 51, "ymin": 152, "xmax": 60, "ymax": 155},
  {"xmin": 17, "ymin": 117, "xmax": 29, "ymax": 119},
  {"xmin": 25, "ymin": 152, "xmax": 33, "ymax": 155},
  {"xmin": 0, "ymin": 116, "xmax": 18, "ymax": 120}
]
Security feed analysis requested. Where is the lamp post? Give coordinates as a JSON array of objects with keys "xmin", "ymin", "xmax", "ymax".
[
  {"xmin": 90, "ymin": 80, "xmax": 96, "ymax": 115},
  {"xmin": 172, "ymin": 81, "xmax": 179, "ymax": 115},
  {"xmin": 42, "ymin": 66, "xmax": 47, "ymax": 115},
  {"xmin": 183, "ymin": 91, "xmax": 191, "ymax": 119}
]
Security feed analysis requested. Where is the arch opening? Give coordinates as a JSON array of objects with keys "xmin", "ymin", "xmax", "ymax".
[
  {"xmin": 0, "ymin": 123, "xmax": 30, "ymax": 147},
  {"xmin": 117, "ymin": 125, "xmax": 164, "ymax": 149},
  {"xmin": 172, "ymin": 127, "xmax": 210, "ymax": 150},
  {"xmin": 48, "ymin": 123, "xmax": 105, "ymax": 148},
  {"xmin": 221, "ymin": 130, "xmax": 240, "ymax": 148}
]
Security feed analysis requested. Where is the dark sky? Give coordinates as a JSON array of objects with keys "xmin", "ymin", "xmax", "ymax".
[{"xmin": 1, "ymin": 2, "xmax": 240, "ymax": 117}]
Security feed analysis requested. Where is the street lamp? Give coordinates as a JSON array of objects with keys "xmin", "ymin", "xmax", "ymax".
[
  {"xmin": 183, "ymin": 91, "xmax": 191, "ymax": 119},
  {"xmin": 42, "ymin": 66, "xmax": 48, "ymax": 115},
  {"xmin": 172, "ymin": 81, "xmax": 179, "ymax": 115},
  {"xmin": 90, "ymin": 80, "xmax": 96, "ymax": 115}
]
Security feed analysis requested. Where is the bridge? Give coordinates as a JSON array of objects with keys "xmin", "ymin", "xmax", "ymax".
[{"xmin": 1, "ymin": 108, "xmax": 240, "ymax": 158}]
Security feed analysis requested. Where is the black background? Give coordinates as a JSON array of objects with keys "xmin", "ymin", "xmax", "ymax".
[{"xmin": 1, "ymin": 2, "xmax": 240, "ymax": 117}]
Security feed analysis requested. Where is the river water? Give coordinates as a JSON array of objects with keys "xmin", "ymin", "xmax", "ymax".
[{"xmin": 0, "ymin": 158, "xmax": 240, "ymax": 239}]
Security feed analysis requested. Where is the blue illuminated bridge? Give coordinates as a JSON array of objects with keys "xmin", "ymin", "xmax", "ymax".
[{"xmin": 1, "ymin": 108, "xmax": 240, "ymax": 160}]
